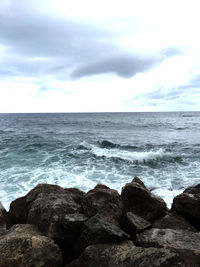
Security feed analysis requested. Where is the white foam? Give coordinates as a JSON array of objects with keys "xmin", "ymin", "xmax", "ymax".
[
  {"xmin": 91, "ymin": 146, "xmax": 167, "ymax": 162},
  {"xmin": 152, "ymin": 187, "xmax": 184, "ymax": 208}
]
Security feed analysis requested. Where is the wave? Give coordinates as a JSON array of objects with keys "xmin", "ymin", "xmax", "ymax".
[{"xmin": 91, "ymin": 147, "xmax": 168, "ymax": 163}]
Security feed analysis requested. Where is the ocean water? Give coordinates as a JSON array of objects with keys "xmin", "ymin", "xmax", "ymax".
[{"xmin": 0, "ymin": 112, "xmax": 200, "ymax": 210}]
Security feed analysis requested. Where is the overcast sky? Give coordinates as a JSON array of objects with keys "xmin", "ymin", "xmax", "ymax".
[{"xmin": 0, "ymin": 0, "xmax": 200, "ymax": 112}]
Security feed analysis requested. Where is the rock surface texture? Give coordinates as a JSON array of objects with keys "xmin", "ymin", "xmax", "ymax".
[
  {"xmin": 1, "ymin": 177, "xmax": 200, "ymax": 266},
  {"xmin": 172, "ymin": 184, "xmax": 200, "ymax": 229},
  {"xmin": 0, "ymin": 224, "xmax": 62, "ymax": 267}
]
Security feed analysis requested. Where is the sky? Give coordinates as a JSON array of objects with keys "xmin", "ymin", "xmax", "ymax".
[{"xmin": 0, "ymin": 0, "xmax": 200, "ymax": 112}]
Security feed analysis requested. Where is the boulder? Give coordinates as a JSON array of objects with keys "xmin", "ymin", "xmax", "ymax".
[
  {"xmin": 82, "ymin": 184, "xmax": 123, "ymax": 225},
  {"xmin": 121, "ymin": 180, "xmax": 167, "ymax": 221},
  {"xmin": 7, "ymin": 184, "xmax": 81, "ymax": 237},
  {"xmin": 171, "ymin": 184, "xmax": 200, "ymax": 229},
  {"xmin": 136, "ymin": 228, "xmax": 200, "ymax": 253},
  {"xmin": 8, "ymin": 184, "xmax": 78, "ymax": 227},
  {"xmin": 66, "ymin": 240, "xmax": 198, "ymax": 267},
  {"xmin": 0, "ymin": 224, "xmax": 62, "ymax": 267},
  {"xmin": 120, "ymin": 212, "xmax": 151, "ymax": 238},
  {"xmin": 152, "ymin": 212, "xmax": 197, "ymax": 232},
  {"xmin": 27, "ymin": 192, "xmax": 81, "ymax": 239},
  {"xmin": 73, "ymin": 214, "xmax": 130, "ymax": 256}
]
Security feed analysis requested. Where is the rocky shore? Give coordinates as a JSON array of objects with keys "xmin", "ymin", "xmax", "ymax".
[{"xmin": 1, "ymin": 177, "xmax": 200, "ymax": 266}]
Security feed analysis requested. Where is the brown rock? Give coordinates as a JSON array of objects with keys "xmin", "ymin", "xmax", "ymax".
[
  {"xmin": 136, "ymin": 228, "xmax": 200, "ymax": 253},
  {"xmin": 67, "ymin": 240, "xmax": 199, "ymax": 267},
  {"xmin": 8, "ymin": 184, "xmax": 72, "ymax": 227},
  {"xmin": 171, "ymin": 184, "xmax": 200, "ymax": 229},
  {"xmin": 0, "ymin": 224, "xmax": 62, "ymax": 267},
  {"xmin": 82, "ymin": 184, "xmax": 123, "ymax": 225},
  {"xmin": 131, "ymin": 176, "xmax": 147, "ymax": 189},
  {"xmin": 121, "ymin": 212, "xmax": 151, "ymax": 238},
  {"xmin": 0, "ymin": 202, "xmax": 7, "ymax": 235},
  {"xmin": 64, "ymin": 188, "xmax": 85, "ymax": 205},
  {"xmin": 152, "ymin": 212, "xmax": 197, "ymax": 232},
  {"xmin": 121, "ymin": 181, "xmax": 167, "ymax": 222}
]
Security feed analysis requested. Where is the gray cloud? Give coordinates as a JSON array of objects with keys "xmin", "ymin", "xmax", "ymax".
[
  {"xmin": 0, "ymin": 1, "xmax": 183, "ymax": 82},
  {"xmin": 71, "ymin": 54, "xmax": 160, "ymax": 79}
]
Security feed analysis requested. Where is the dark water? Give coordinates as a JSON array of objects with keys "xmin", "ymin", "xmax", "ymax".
[{"xmin": 0, "ymin": 112, "xmax": 200, "ymax": 209}]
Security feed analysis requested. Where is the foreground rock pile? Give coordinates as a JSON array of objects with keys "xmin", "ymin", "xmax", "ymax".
[{"xmin": 1, "ymin": 177, "xmax": 200, "ymax": 266}]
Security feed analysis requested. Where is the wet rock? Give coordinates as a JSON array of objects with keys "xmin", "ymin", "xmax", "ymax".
[
  {"xmin": 0, "ymin": 224, "xmax": 62, "ymax": 267},
  {"xmin": 67, "ymin": 240, "xmax": 196, "ymax": 267},
  {"xmin": 82, "ymin": 184, "xmax": 123, "ymax": 225},
  {"xmin": 121, "ymin": 212, "xmax": 151, "ymax": 238},
  {"xmin": 136, "ymin": 228, "xmax": 200, "ymax": 253},
  {"xmin": 121, "ymin": 180, "xmax": 167, "ymax": 221},
  {"xmin": 73, "ymin": 214, "xmax": 130, "ymax": 256},
  {"xmin": 152, "ymin": 212, "xmax": 197, "ymax": 232},
  {"xmin": 172, "ymin": 184, "xmax": 200, "ymax": 229}
]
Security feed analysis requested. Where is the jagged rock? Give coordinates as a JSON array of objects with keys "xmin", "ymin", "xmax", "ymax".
[
  {"xmin": 82, "ymin": 184, "xmax": 123, "ymax": 225},
  {"xmin": 73, "ymin": 214, "xmax": 130, "ymax": 256},
  {"xmin": 171, "ymin": 184, "xmax": 200, "ymax": 229},
  {"xmin": 66, "ymin": 240, "xmax": 198, "ymax": 267},
  {"xmin": 152, "ymin": 212, "xmax": 197, "ymax": 232},
  {"xmin": 121, "ymin": 212, "xmax": 151, "ymax": 238},
  {"xmin": 136, "ymin": 228, "xmax": 200, "ymax": 253},
  {"xmin": 131, "ymin": 176, "xmax": 147, "ymax": 189},
  {"xmin": 121, "ymin": 180, "xmax": 167, "ymax": 221},
  {"xmin": 0, "ymin": 202, "xmax": 7, "ymax": 235},
  {"xmin": 64, "ymin": 188, "xmax": 85, "ymax": 205},
  {"xmin": 0, "ymin": 224, "xmax": 62, "ymax": 267}
]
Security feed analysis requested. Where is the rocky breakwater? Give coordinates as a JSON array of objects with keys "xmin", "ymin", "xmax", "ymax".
[{"xmin": 0, "ymin": 177, "xmax": 200, "ymax": 266}]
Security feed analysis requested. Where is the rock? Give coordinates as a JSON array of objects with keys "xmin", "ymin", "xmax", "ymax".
[
  {"xmin": 82, "ymin": 184, "xmax": 123, "ymax": 225},
  {"xmin": 64, "ymin": 188, "xmax": 85, "ymax": 205},
  {"xmin": 152, "ymin": 212, "xmax": 197, "ymax": 232},
  {"xmin": 0, "ymin": 202, "xmax": 7, "ymax": 236},
  {"xmin": 8, "ymin": 184, "xmax": 75, "ymax": 227},
  {"xmin": 67, "ymin": 240, "xmax": 198, "ymax": 267},
  {"xmin": 171, "ymin": 184, "xmax": 200, "ymax": 229},
  {"xmin": 136, "ymin": 228, "xmax": 200, "ymax": 253},
  {"xmin": 121, "ymin": 180, "xmax": 167, "ymax": 221},
  {"xmin": 131, "ymin": 176, "xmax": 147, "ymax": 189},
  {"xmin": 120, "ymin": 212, "xmax": 151, "ymax": 238},
  {"xmin": 27, "ymin": 192, "xmax": 81, "ymax": 238},
  {"xmin": 73, "ymin": 214, "xmax": 130, "ymax": 256},
  {"xmin": 0, "ymin": 224, "xmax": 62, "ymax": 267}
]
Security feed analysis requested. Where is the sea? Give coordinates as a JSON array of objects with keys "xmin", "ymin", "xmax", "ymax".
[{"xmin": 0, "ymin": 112, "xmax": 200, "ymax": 210}]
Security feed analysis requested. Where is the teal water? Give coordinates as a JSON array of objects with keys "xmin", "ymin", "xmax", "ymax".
[{"xmin": 0, "ymin": 112, "xmax": 200, "ymax": 209}]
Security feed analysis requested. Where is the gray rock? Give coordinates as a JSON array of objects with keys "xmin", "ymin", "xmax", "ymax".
[
  {"xmin": 82, "ymin": 184, "xmax": 123, "ymax": 225},
  {"xmin": 121, "ymin": 212, "xmax": 151, "ymax": 237},
  {"xmin": 0, "ymin": 224, "xmax": 62, "ymax": 267},
  {"xmin": 121, "ymin": 180, "xmax": 167, "ymax": 221},
  {"xmin": 136, "ymin": 228, "xmax": 200, "ymax": 252},
  {"xmin": 73, "ymin": 214, "xmax": 130, "ymax": 256},
  {"xmin": 172, "ymin": 184, "xmax": 200, "ymax": 229},
  {"xmin": 152, "ymin": 212, "xmax": 197, "ymax": 232}
]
